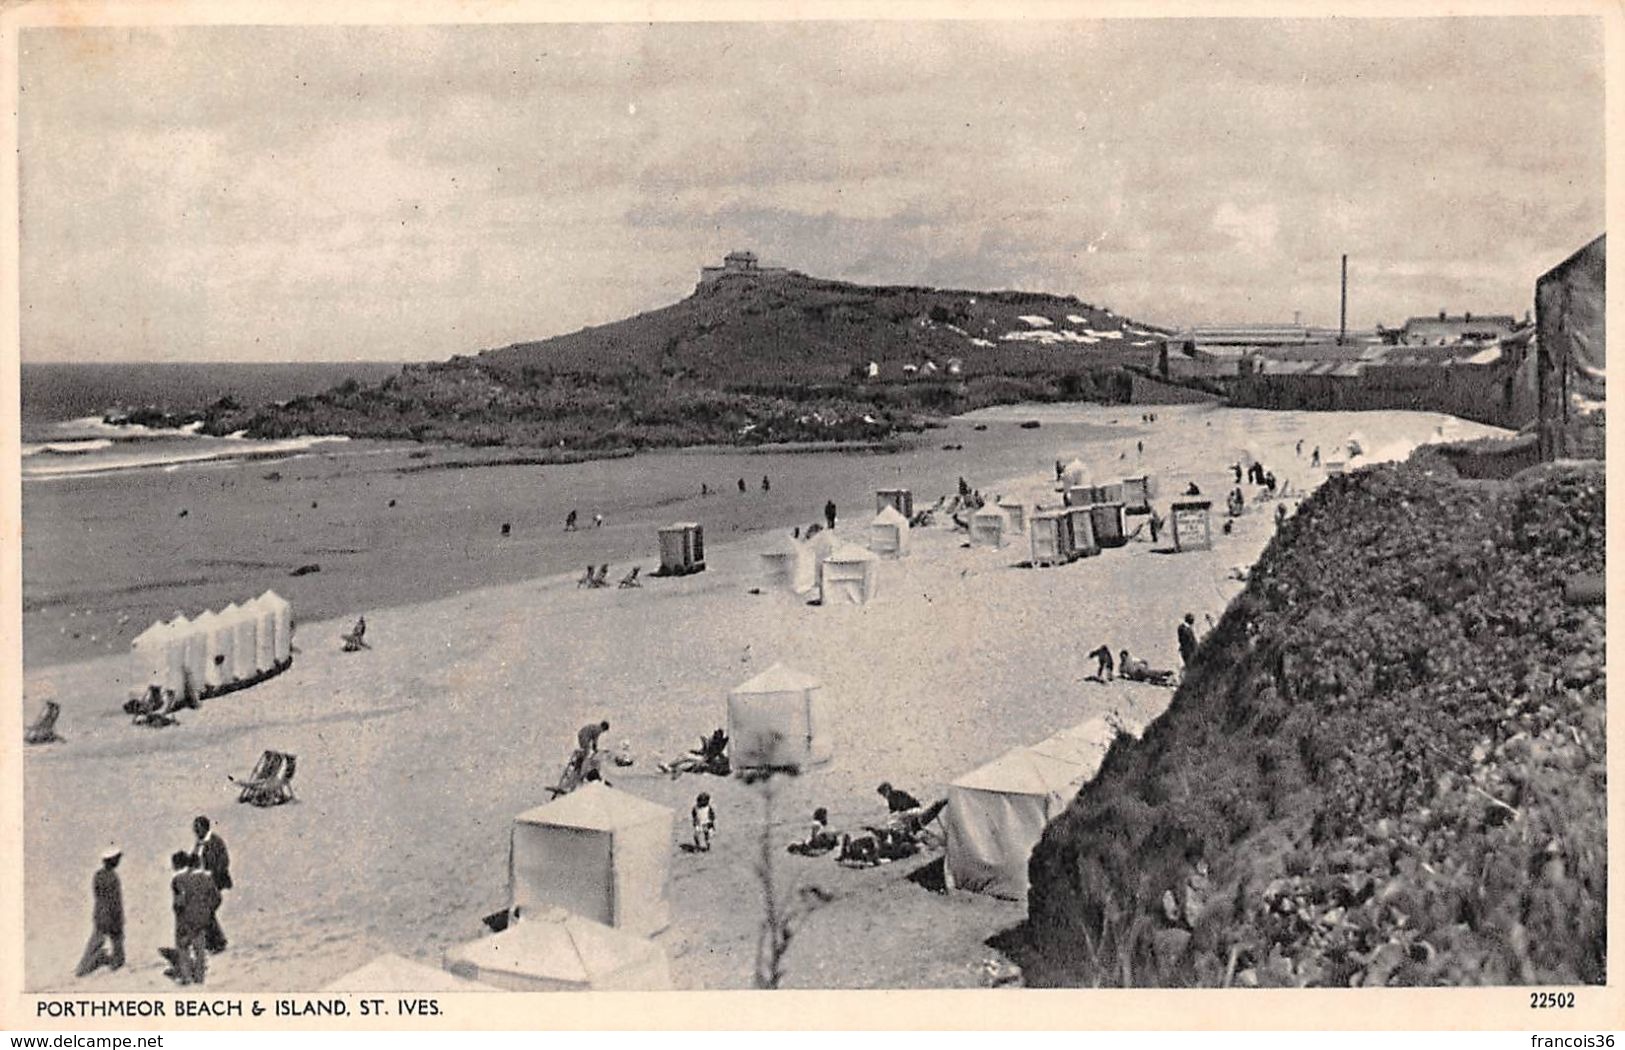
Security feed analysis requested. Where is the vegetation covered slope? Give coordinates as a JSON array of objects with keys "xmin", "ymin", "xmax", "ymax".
[
  {"xmin": 189, "ymin": 272, "xmax": 1167, "ymax": 449},
  {"xmin": 1021, "ymin": 455, "xmax": 1605, "ymax": 987}
]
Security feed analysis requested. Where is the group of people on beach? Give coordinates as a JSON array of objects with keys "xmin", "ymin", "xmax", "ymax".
[
  {"xmin": 78, "ymin": 816, "xmax": 232, "ymax": 987},
  {"xmin": 1087, "ymin": 614, "xmax": 1208, "ymax": 688},
  {"xmin": 698, "ymin": 476, "xmax": 772, "ymax": 498}
]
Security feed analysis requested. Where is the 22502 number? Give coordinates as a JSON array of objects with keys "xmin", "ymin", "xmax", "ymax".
[{"xmin": 1530, "ymin": 992, "xmax": 1576, "ymax": 1009}]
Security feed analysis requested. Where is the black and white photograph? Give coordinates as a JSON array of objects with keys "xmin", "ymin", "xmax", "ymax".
[{"xmin": 2, "ymin": 1, "xmax": 1613, "ymax": 1029}]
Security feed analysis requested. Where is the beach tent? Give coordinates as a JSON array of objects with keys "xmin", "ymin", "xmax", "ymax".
[
  {"xmin": 214, "ymin": 603, "xmax": 243, "ymax": 686},
  {"xmin": 230, "ymin": 604, "xmax": 259, "ymax": 682},
  {"xmin": 970, "ymin": 505, "xmax": 1010, "ymax": 548},
  {"xmin": 194, "ymin": 610, "xmax": 226, "ymax": 691},
  {"xmin": 168, "ymin": 614, "xmax": 206, "ymax": 698},
  {"xmin": 727, "ymin": 663, "xmax": 832, "ymax": 771},
  {"xmin": 262, "ymin": 590, "xmax": 292, "ymax": 666},
  {"xmin": 443, "ymin": 909, "xmax": 672, "ymax": 992},
  {"xmin": 129, "ymin": 620, "xmax": 182, "ymax": 700},
  {"xmin": 657, "ymin": 522, "xmax": 706, "ymax": 576},
  {"xmin": 760, "ymin": 535, "xmax": 816, "ymax": 594},
  {"xmin": 943, "ymin": 746, "xmax": 1093, "ymax": 900},
  {"xmin": 509, "ymin": 783, "xmax": 673, "ymax": 936},
  {"xmin": 250, "ymin": 594, "xmax": 277, "ymax": 673},
  {"xmin": 1065, "ymin": 507, "xmax": 1100, "ymax": 558},
  {"xmin": 876, "ymin": 488, "xmax": 914, "ymax": 519},
  {"xmin": 868, "ymin": 506, "xmax": 911, "ymax": 558},
  {"xmin": 821, "ymin": 543, "xmax": 878, "ymax": 605},
  {"xmin": 322, "ymin": 953, "xmax": 500, "ymax": 993},
  {"xmin": 996, "ymin": 499, "xmax": 1027, "ymax": 535},
  {"xmin": 1033, "ymin": 716, "xmax": 1122, "ymax": 779},
  {"xmin": 1090, "ymin": 502, "xmax": 1128, "ymax": 548},
  {"xmin": 1061, "ymin": 459, "xmax": 1089, "ymax": 487},
  {"xmin": 1029, "ymin": 510, "xmax": 1073, "ymax": 567}
]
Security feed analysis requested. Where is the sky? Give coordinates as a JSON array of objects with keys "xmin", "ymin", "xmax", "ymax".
[{"xmin": 17, "ymin": 17, "xmax": 1606, "ymax": 363}]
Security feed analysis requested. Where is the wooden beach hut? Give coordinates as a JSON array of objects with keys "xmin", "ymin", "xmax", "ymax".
[
  {"xmin": 869, "ymin": 505, "xmax": 911, "ymax": 558},
  {"xmin": 875, "ymin": 488, "xmax": 914, "ymax": 520},
  {"xmin": 509, "ymin": 783, "xmax": 673, "ymax": 936},
  {"xmin": 263, "ymin": 590, "xmax": 293, "ymax": 667},
  {"xmin": 1029, "ymin": 509, "xmax": 1074, "ymax": 567},
  {"xmin": 970, "ymin": 504, "xmax": 1010, "ymax": 548},
  {"xmin": 760, "ymin": 534, "xmax": 816, "ymax": 594},
  {"xmin": 727, "ymin": 663, "xmax": 832, "ymax": 772},
  {"xmin": 1066, "ymin": 506, "xmax": 1100, "ymax": 558},
  {"xmin": 1090, "ymin": 501, "xmax": 1128, "ymax": 548},
  {"xmin": 1171, "ymin": 499, "xmax": 1214, "ymax": 551},
  {"xmin": 1060, "ymin": 458, "xmax": 1089, "ymax": 488},
  {"xmin": 249, "ymin": 595, "xmax": 277, "ymax": 674},
  {"xmin": 1121, "ymin": 475, "xmax": 1154, "ymax": 514},
  {"xmin": 657, "ymin": 522, "xmax": 706, "ymax": 576},
  {"xmin": 229, "ymin": 604, "xmax": 259, "ymax": 683},
  {"xmin": 443, "ymin": 909, "xmax": 672, "ymax": 992}
]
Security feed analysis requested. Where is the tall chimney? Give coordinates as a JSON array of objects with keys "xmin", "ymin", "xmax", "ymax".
[{"xmin": 1339, "ymin": 254, "xmax": 1348, "ymax": 345}]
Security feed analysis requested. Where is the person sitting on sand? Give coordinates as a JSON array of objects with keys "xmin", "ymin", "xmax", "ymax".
[
  {"xmin": 1185, "ymin": 482, "xmax": 1202, "ymax": 496},
  {"xmin": 1119, "ymin": 649, "xmax": 1178, "ymax": 686},
  {"xmin": 838, "ymin": 832, "xmax": 879, "ymax": 867},
  {"xmin": 877, "ymin": 782, "xmax": 921, "ymax": 814},
  {"xmin": 612, "ymin": 739, "xmax": 636, "ymax": 768},
  {"xmin": 1088, "ymin": 644, "xmax": 1115, "ymax": 682},
  {"xmin": 789, "ymin": 807, "xmax": 840, "ymax": 856}
]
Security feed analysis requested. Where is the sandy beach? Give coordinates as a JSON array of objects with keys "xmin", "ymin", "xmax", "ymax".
[{"xmin": 20, "ymin": 404, "xmax": 1509, "ymax": 992}]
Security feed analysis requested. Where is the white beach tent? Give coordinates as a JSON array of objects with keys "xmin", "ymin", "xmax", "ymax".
[
  {"xmin": 262, "ymin": 590, "xmax": 293, "ymax": 665},
  {"xmin": 1031, "ymin": 717, "xmax": 1121, "ymax": 781},
  {"xmin": 1061, "ymin": 458, "xmax": 1089, "ymax": 487},
  {"xmin": 250, "ymin": 594, "xmax": 277, "ymax": 673},
  {"xmin": 230, "ymin": 603, "xmax": 259, "ymax": 682},
  {"xmin": 128, "ymin": 620, "xmax": 180, "ymax": 700},
  {"xmin": 821, "ymin": 543, "xmax": 879, "ymax": 605},
  {"xmin": 322, "ymin": 953, "xmax": 500, "ymax": 993},
  {"xmin": 171, "ymin": 614, "xmax": 207, "ymax": 697},
  {"xmin": 209, "ymin": 605, "xmax": 240, "ymax": 688},
  {"xmin": 969, "ymin": 504, "xmax": 1010, "ymax": 548},
  {"xmin": 760, "ymin": 534, "xmax": 816, "ymax": 595},
  {"xmin": 869, "ymin": 505, "xmax": 911, "ymax": 558},
  {"xmin": 194, "ymin": 610, "xmax": 226, "ymax": 691},
  {"xmin": 996, "ymin": 499, "xmax": 1027, "ymax": 535},
  {"xmin": 509, "ymin": 783, "xmax": 673, "ymax": 936},
  {"xmin": 727, "ymin": 663, "xmax": 832, "ymax": 771},
  {"xmin": 442, "ymin": 908, "xmax": 672, "ymax": 992},
  {"xmin": 943, "ymin": 746, "xmax": 1093, "ymax": 900}
]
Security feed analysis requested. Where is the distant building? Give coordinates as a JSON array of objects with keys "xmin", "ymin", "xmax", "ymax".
[
  {"xmin": 1386, "ymin": 311, "xmax": 1521, "ymax": 347},
  {"xmin": 698, "ymin": 250, "xmax": 791, "ymax": 286}
]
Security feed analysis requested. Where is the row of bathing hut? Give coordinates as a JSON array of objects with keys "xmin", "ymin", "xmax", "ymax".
[{"xmin": 128, "ymin": 590, "xmax": 293, "ymax": 701}]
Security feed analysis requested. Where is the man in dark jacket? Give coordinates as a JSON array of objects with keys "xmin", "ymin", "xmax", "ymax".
[
  {"xmin": 1178, "ymin": 612, "xmax": 1200, "ymax": 666},
  {"xmin": 193, "ymin": 816, "xmax": 231, "ymax": 952},
  {"xmin": 876, "ymin": 782, "xmax": 921, "ymax": 813},
  {"xmin": 75, "ymin": 847, "xmax": 124, "ymax": 977},
  {"xmin": 171, "ymin": 852, "xmax": 220, "ymax": 985},
  {"xmin": 824, "ymin": 500, "xmax": 838, "ymax": 530}
]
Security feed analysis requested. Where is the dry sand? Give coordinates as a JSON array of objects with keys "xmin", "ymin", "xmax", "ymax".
[{"xmin": 20, "ymin": 404, "xmax": 1508, "ymax": 992}]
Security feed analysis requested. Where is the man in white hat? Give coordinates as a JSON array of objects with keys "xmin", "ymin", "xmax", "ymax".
[{"xmin": 75, "ymin": 846, "xmax": 124, "ymax": 977}]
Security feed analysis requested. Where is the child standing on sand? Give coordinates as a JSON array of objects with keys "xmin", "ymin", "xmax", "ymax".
[{"xmin": 691, "ymin": 793, "xmax": 716, "ymax": 852}]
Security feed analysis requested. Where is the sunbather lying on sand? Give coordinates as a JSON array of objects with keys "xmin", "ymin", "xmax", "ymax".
[{"xmin": 1119, "ymin": 649, "xmax": 1178, "ymax": 687}]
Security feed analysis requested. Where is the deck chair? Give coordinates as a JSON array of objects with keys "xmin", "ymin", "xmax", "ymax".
[
  {"xmin": 24, "ymin": 701, "xmax": 61, "ymax": 745},
  {"xmin": 618, "ymin": 566, "xmax": 641, "ymax": 588},
  {"xmin": 548, "ymin": 747, "xmax": 591, "ymax": 798},
  {"xmin": 231, "ymin": 750, "xmax": 298, "ymax": 806}
]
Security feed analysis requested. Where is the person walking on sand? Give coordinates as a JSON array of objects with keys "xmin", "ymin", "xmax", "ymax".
[
  {"xmin": 1088, "ymin": 644, "xmax": 1115, "ymax": 682},
  {"xmin": 593, "ymin": 512, "xmax": 603, "ymax": 528},
  {"xmin": 762, "ymin": 475, "xmax": 771, "ymax": 492},
  {"xmin": 565, "ymin": 510, "xmax": 578, "ymax": 531},
  {"xmin": 75, "ymin": 847, "xmax": 125, "ymax": 977},
  {"xmin": 578, "ymin": 720, "xmax": 610, "ymax": 755},
  {"xmin": 1311, "ymin": 446, "xmax": 1321, "ymax": 467},
  {"xmin": 824, "ymin": 500, "xmax": 837, "ymax": 530},
  {"xmin": 169, "ymin": 851, "xmax": 217, "ymax": 985},
  {"xmin": 691, "ymin": 793, "xmax": 716, "ymax": 852},
  {"xmin": 193, "ymin": 816, "xmax": 231, "ymax": 953},
  {"xmin": 738, "ymin": 478, "xmax": 747, "ymax": 494},
  {"xmin": 701, "ymin": 483, "xmax": 709, "ymax": 497},
  {"xmin": 1178, "ymin": 613, "xmax": 1199, "ymax": 667}
]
